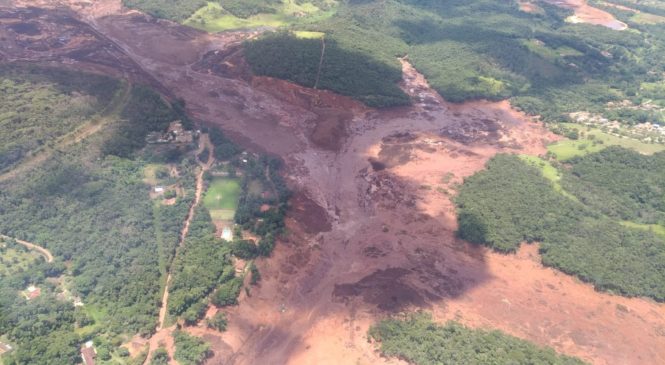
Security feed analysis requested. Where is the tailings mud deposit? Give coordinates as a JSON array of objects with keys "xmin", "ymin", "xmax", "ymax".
[
  {"xmin": 542, "ymin": 0, "xmax": 628, "ymax": 30},
  {"xmin": 5, "ymin": 1, "xmax": 665, "ymax": 364}
]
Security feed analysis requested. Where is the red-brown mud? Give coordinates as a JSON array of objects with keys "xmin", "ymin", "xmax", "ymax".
[
  {"xmin": 4, "ymin": 2, "xmax": 665, "ymax": 365},
  {"xmin": 543, "ymin": 0, "xmax": 628, "ymax": 30}
]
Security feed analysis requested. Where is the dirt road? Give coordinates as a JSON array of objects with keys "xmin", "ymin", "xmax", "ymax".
[
  {"xmin": 0, "ymin": 80, "xmax": 132, "ymax": 183},
  {"xmin": 6, "ymin": 2, "xmax": 665, "ymax": 365},
  {"xmin": 541, "ymin": 0, "xmax": 628, "ymax": 30},
  {"xmin": 0, "ymin": 234, "xmax": 53, "ymax": 263},
  {"xmin": 148, "ymin": 133, "xmax": 215, "ymax": 364}
]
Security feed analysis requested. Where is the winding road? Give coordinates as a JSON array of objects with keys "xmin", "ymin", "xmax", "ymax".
[
  {"xmin": 146, "ymin": 133, "xmax": 215, "ymax": 365},
  {"xmin": 0, "ymin": 234, "xmax": 54, "ymax": 263}
]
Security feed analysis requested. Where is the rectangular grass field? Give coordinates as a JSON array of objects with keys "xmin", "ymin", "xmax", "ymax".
[{"xmin": 203, "ymin": 178, "xmax": 241, "ymax": 211}]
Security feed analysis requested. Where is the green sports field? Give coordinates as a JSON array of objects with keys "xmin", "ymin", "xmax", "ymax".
[{"xmin": 203, "ymin": 178, "xmax": 241, "ymax": 214}]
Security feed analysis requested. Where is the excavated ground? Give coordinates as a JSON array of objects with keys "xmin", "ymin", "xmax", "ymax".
[{"xmin": 4, "ymin": 1, "xmax": 665, "ymax": 365}]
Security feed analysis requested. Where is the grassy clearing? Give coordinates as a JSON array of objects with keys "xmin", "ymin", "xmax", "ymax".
[
  {"xmin": 547, "ymin": 124, "xmax": 665, "ymax": 160},
  {"xmin": 518, "ymin": 155, "xmax": 578, "ymax": 201},
  {"xmin": 0, "ymin": 244, "xmax": 41, "ymax": 276},
  {"xmin": 142, "ymin": 164, "xmax": 160, "ymax": 186},
  {"xmin": 631, "ymin": 12, "xmax": 665, "ymax": 24},
  {"xmin": 620, "ymin": 221, "xmax": 665, "ymax": 237},
  {"xmin": 184, "ymin": 1, "xmax": 336, "ymax": 32},
  {"xmin": 209, "ymin": 209, "xmax": 236, "ymax": 221},
  {"xmin": 204, "ymin": 178, "xmax": 240, "ymax": 211},
  {"xmin": 294, "ymin": 30, "xmax": 325, "ymax": 39}
]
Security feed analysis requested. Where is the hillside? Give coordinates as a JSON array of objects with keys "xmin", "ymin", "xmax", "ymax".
[{"xmin": 3, "ymin": 1, "xmax": 665, "ymax": 365}]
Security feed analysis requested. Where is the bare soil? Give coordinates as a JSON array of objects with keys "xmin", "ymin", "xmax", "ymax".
[
  {"xmin": 5, "ymin": 2, "xmax": 665, "ymax": 365},
  {"xmin": 542, "ymin": 0, "xmax": 628, "ymax": 30}
]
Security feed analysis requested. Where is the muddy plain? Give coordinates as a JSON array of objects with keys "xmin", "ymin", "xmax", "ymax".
[{"xmin": 3, "ymin": 1, "xmax": 665, "ymax": 364}]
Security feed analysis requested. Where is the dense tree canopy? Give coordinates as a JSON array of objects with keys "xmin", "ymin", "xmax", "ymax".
[
  {"xmin": 369, "ymin": 313, "xmax": 586, "ymax": 365},
  {"xmin": 456, "ymin": 151, "xmax": 665, "ymax": 301}
]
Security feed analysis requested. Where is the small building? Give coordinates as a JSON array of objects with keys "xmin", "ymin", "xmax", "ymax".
[
  {"xmin": 154, "ymin": 186, "xmax": 165, "ymax": 194},
  {"xmin": 221, "ymin": 227, "xmax": 233, "ymax": 241},
  {"xmin": 23, "ymin": 285, "xmax": 41, "ymax": 300},
  {"xmin": 81, "ymin": 341, "xmax": 96, "ymax": 365}
]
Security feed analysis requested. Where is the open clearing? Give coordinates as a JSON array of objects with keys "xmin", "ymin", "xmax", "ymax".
[
  {"xmin": 203, "ymin": 178, "xmax": 241, "ymax": 211},
  {"xmin": 184, "ymin": 0, "xmax": 336, "ymax": 33},
  {"xmin": 5, "ymin": 1, "xmax": 665, "ymax": 365},
  {"xmin": 542, "ymin": 0, "xmax": 628, "ymax": 30},
  {"xmin": 548, "ymin": 123, "xmax": 665, "ymax": 160}
]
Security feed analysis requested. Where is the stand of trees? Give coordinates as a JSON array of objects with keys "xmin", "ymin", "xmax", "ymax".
[
  {"xmin": 174, "ymin": 330, "xmax": 211, "ymax": 365},
  {"xmin": 369, "ymin": 313, "xmax": 586, "ymax": 365},
  {"xmin": 167, "ymin": 206, "xmax": 236, "ymax": 321},
  {"xmin": 0, "ymin": 67, "xmax": 197, "ymax": 361},
  {"xmin": 0, "ymin": 64, "xmax": 120, "ymax": 171},
  {"xmin": 456, "ymin": 151, "xmax": 665, "ymax": 301},
  {"xmin": 244, "ymin": 32, "xmax": 409, "ymax": 107}
]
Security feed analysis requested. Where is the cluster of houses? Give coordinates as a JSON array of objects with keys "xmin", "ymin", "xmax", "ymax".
[
  {"xmin": 569, "ymin": 111, "xmax": 665, "ymax": 142},
  {"xmin": 146, "ymin": 121, "xmax": 197, "ymax": 144}
]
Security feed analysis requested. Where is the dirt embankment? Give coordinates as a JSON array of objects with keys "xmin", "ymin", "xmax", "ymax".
[
  {"xmin": 5, "ymin": 2, "xmax": 665, "ymax": 365},
  {"xmin": 542, "ymin": 0, "xmax": 628, "ymax": 30}
]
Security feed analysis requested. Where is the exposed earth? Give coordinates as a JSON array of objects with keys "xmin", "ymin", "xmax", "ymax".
[
  {"xmin": 3, "ymin": 1, "xmax": 665, "ymax": 365},
  {"xmin": 541, "ymin": 0, "xmax": 628, "ymax": 30}
]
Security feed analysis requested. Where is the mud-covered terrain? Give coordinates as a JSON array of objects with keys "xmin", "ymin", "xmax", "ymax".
[{"xmin": 4, "ymin": 1, "xmax": 665, "ymax": 365}]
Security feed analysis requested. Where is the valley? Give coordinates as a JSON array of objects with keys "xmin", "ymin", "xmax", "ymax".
[{"xmin": 1, "ymin": 1, "xmax": 665, "ymax": 365}]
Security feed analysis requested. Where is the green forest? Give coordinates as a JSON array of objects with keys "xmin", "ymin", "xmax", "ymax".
[
  {"xmin": 240, "ymin": 0, "xmax": 665, "ymax": 123},
  {"xmin": 166, "ymin": 205, "xmax": 236, "ymax": 323},
  {"xmin": 0, "ymin": 65, "xmax": 198, "ymax": 363},
  {"xmin": 122, "ymin": 0, "xmax": 665, "ymax": 124},
  {"xmin": 456, "ymin": 149, "xmax": 665, "ymax": 301},
  {"xmin": 369, "ymin": 313, "xmax": 586, "ymax": 365},
  {"xmin": 0, "ymin": 64, "xmax": 120, "ymax": 172},
  {"xmin": 244, "ymin": 32, "xmax": 409, "ymax": 107}
]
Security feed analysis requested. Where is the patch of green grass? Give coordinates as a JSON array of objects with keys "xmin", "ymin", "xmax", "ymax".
[
  {"xmin": 518, "ymin": 155, "xmax": 578, "ymax": 201},
  {"xmin": 631, "ymin": 12, "xmax": 665, "ymax": 24},
  {"xmin": 294, "ymin": 30, "xmax": 325, "ymax": 39},
  {"xmin": 0, "ymin": 244, "xmax": 41, "ymax": 276},
  {"xmin": 548, "ymin": 124, "xmax": 665, "ymax": 160},
  {"xmin": 209, "ymin": 209, "xmax": 236, "ymax": 221},
  {"xmin": 184, "ymin": 1, "xmax": 337, "ymax": 32},
  {"xmin": 620, "ymin": 221, "xmax": 665, "ymax": 237},
  {"xmin": 203, "ymin": 178, "xmax": 241, "ymax": 211},
  {"xmin": 523, "ymin": 39, "xmax": 585, "ymax": 61}
]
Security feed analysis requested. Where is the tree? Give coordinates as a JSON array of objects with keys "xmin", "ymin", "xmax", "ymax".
[{"xmin": 206, "ymin": 312, "xmax": 228, "ymax": 332}]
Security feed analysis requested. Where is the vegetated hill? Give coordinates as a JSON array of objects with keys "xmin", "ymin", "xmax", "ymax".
[
  {"xmin": 243, "ymin": 0, "xmax": 662, "ymax": 123},
  {"xmin": 456, "ymin": 150, "xmax": 665, "ymax": 301},
  {"xmin": 0, "ymin": 64, "xmax": 120, "ymax": 172},
  {"xmin": 123, "ymin": 0, "xmax": 665, "ymax": 124},
  {"xmin": 122, "ymin": 0, "xmax": 337, "ymax": 28},
  {"xmin": 244, "ymin": 32, "xmax": 409, "ymax": 107},
  {"xmin": 0, "ymin": 62, "xmax": 291, "ymax": 364},
  {"xmin": 369, "ymin": 313, "xmax": 587, "ymax": 365},
  {"xmin": 0, "ymin": 65, "xmax": 206, "ymax": 363}
]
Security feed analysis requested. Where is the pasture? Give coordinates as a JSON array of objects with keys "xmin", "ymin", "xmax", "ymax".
[
  {"xmin": 518, "ymin": 155, "xmax": 578, "ymax": 201},
  {"xmin": 184, "ymin": 1, "xmax": 336, "ymax": 32},
  {"xmin": 204, "ymin": 178, "xmax": 240, "ymax": 222},
  {"xmin": 547, "ymin": 124, "xmax": 665, "ymax": 160}
]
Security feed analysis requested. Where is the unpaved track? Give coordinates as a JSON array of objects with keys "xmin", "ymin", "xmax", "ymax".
[
  {"xmin": 0, "ymin": 80, "xmax": 132, "ymax": 183},
  {"xmin": 0, "ymin": 234, "xmax": 53, "ymax": 263},
  {"xmin": 541, "ymin": 0, "xmax": 628, "ymax": 30},
  {"xmin": 148, "ymin": 134, "xmax": 215, "ymax": 364},
  {"xmin": 6, "ymin": 2, "xmax": 665, "ymax": 365}
]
